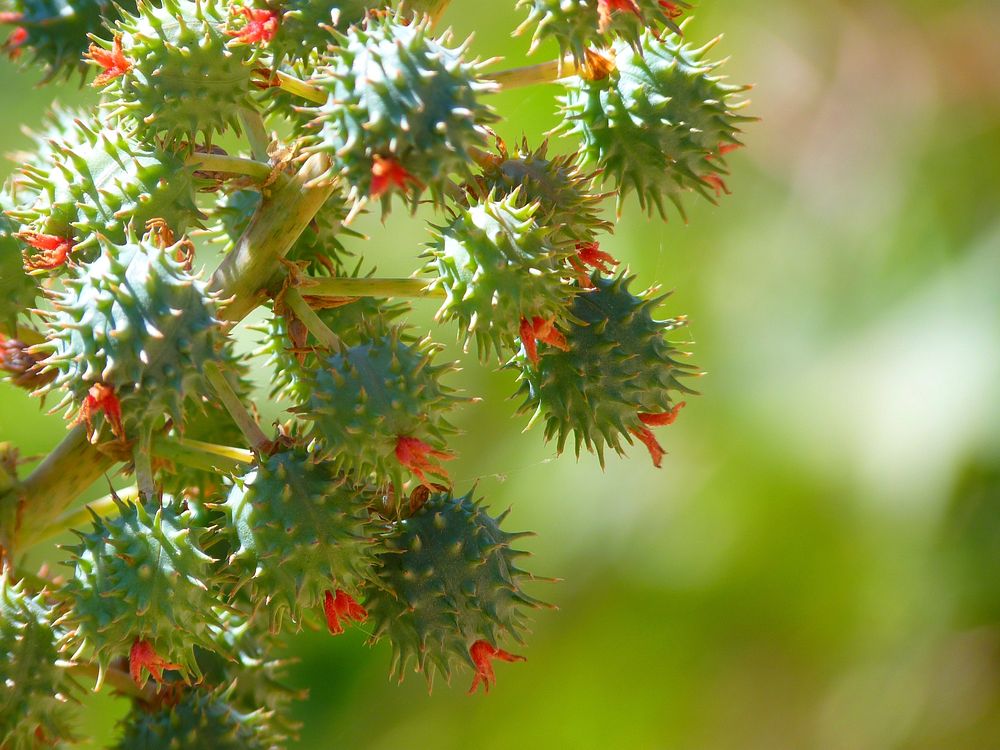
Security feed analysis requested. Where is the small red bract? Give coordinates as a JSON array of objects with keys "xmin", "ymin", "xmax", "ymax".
[
  {"xmin": 395, "ymin": 436, "xmax": 454, "ymax": 487},
  {"xmin": 570, "ymin": 241, "xmax": 620, "ymax": 287},
  {"xmin": 370, "ymin": 155, "xmax": 420, "ymax": 198},
  {"xmin": 659, "ymin": 1, "xmax": 684, "ymax": 20},
  {"xmin": 227, "ymin": 6, "xmax": 279, "ymax": 44},
  {"xmin": 323, "ymin": 589, "xmax": 368, "ymax": 635},
  {"xmin": 631, "ymin": 402, "xmax": 685, "ymax": 467},
  {"xmin": 18, "ymin": 232, "xmax": 74, "ymax": 270},
  {"xmin": 468, "ymin": 640, "xmax": 525, "ymax": 694},
  {"xmin": 519, "ymin": 316, "xmax": 569, "ymax": 366},
  {"xmin": 87, "ymin": 35, "xmax": 131, "ymax": 87},
  {"xmin": 597, "ymin": 0, "xmax": 641, "ymax": 34},
  {"xmin": 129, "ymin": 638, "xmax": 181, "ymax": 687},
  {"xmin": 3, "ymin": 25, "xmax": 27, "ymax": 59},
  {"xmin": 74, "ymin": 383, "xmax": 125, "ymax": 440},
  {"xmin": 704, "ymin": 173, "xmax": 730, "ymax": 197}
]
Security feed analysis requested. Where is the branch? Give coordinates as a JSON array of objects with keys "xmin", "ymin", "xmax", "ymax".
[
  {"xmin": 282, "ymin": 287, "xmax": 342, "ymax": 350},
  {"xmin": 487, "ymin": 59, "xmax": 579, "ymax": 90},
  {"xmin": 301, "ymin": 276, "xmax": 444, "ymax": 299},
  {"xmin": 185, "ymin": 153, "xmax": 272, "ymax": 181}
]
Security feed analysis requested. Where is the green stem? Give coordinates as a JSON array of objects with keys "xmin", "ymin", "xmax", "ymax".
[
  {"xmin": 185, "ymin": 153, "xmax": 272, "ymax": 181},
  {"xmin": 487, "ymin": 59, "xmax": 578, "ymax": 90},
  {"xmin": 283, "ymin": 288, "xmax": 341, "ymax": 349},
  {"xmin": 302, "ymin": 276, "xmax": 444, "ymax": 299},
  {"xmin": 4, "ymin": 154, "xmax": 335, "ymax": 552},
  {"xmin": 154, "ymin": 437, "xmax": 254, "ymax": 470},
  {"xmin": 239, "ymin": 108, "xmax": 271, "ymax": 162},
  {"xmin": 271, "ymin": 70, "xmax": 326, "ymax": 104},
  {"xmin": 133, "ymin": 427, "xmax": 155, "ymax": 501},
  {"xmin": 204, "ymin": 361, "xmax": 271, "ymax": 453},
  {"xmin": 40, "ymin": 487, "xmax": 140, "ymax": 545}
]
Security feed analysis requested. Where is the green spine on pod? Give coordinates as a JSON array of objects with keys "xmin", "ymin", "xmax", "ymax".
[
  {"xmin": 62, "ymin": 496, "xmax": 225, "ymax": 688},
  {"xmin": 255, "ymin": 283, "xmax": 407, "ymax": 403},
  {"xmin": 295, "ymin": 326, "xmax": 462, "ymax": 491},
  {"xmin": 0, "ymin": 191, "xmax": 37, "ymax": 335},
  {"xmin": 212, "ymin": 188, "xmax": 360, "ymax": 273},
  {"xmin": 555, "ymin": 30, "xmax": 750, "ymax": 219},
  {"xmin": 37, "ymin": 230, "xmax": 223, "ymax": 440},
  {"xmin": 93, "ymin": 0, "xmax": 258, "ymax": 144},
  {"xmin": 220, "ymin": 448, "xmax": 377, "ymax": 631},
  {"xmin": 515, "ymin": 0, "xmax": 689, "ymax": 63},
  {"xmin": 366, "ymin": 491, "xmax": 542, "ymax": 687},
  {"xmin": 514, "ymin": 272, "xmax": 698, "ymax": 464},
  {"xmin": 1, "ymin": 0, "xmax": 138, "ymax": 81},
  {"xmin": 9, "ymin": 109, "xmax": 202, "ymax": 261},
  {"xmin": 424, "ymin": 191, "xmax": 576, "ymax": 361},
  {"xmin": 301, "ymin": 12, "xmax": 498, "ymax": 210},
  {"xmin": 0, "ymin": 572, "xmax": 79, "ymax": 750},
  {"xmin": 113, "ymin": 685, "xmax": 276, "ymax": 750},
  {"xmin": 470, "ymin": 139, "xmax": 611, "ymax": 247}
]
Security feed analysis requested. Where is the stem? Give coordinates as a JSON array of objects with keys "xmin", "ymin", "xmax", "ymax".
[
  {"xmin": 270, "ymin": 70, "xmax": 326, "ymax": 104},
  {"xmin": 239, "ymin": 108, "xmax": 271, "ymax": 162},
  {"xmin": 133, "ymin": 427, "xmax": 155, "ymax": 501},
  {"xmin": 4, "ymin": 155, "xmax": 335, "ymax": 552},
  {"xmin": 283, "ymin": 288, "xmax": 341, "ymax": 349},
  {"xmin": 185, "ymin": 153, "xmax": 272, "ymax": 181},
  {"xmin": 39, "ymin": 487, "xmax": 140, "ymax": 545},
  {"xmin": 302, "ymin": 276, "xmax": 444, "ymax": 299},
  {"xmin": 487, "ymin": 59, "xmax": 578, "ymax": 90},
  {"xmin": 204, "ymin": 361, "xmax": 272, "ymax": 453},
  {"xmin": 154, "ymin": 437, "xmax": 254, "ymax": 470}
]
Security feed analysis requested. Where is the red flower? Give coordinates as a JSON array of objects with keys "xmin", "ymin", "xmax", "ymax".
[
  {"xmin": 631, "ymin": 402, "xmax": 685, "ymax": 467},
  {"xmin": 597, "ymin": 0, "xmax": 641, "ymax": 33},
  {"xmin": 323, "ymin": 589, "xmax": 368, "ymax": 635},
  {"xmin": 370, "ymin": 155, "xmax": 421, "ymax": 198},
  {"xmin": 519, "ymin": 316, "xmax": 569, "ymax": 366},
  {"xmin": 395, "ymin": 436, "xmax": 454, "ymax": 487},
  {"xmin": 18, "ymin": 232, "xmax": 74, "ymax": 270},
  {"xmin": 3, "ymin": 25, "xmax": 27, "ymax": 59},
  {"xmin": 570, "ymin": 241, "xmax": 619, "ymax": 287},
  {"xmin": 703, "ymin": 173, "xmax": 730, "ymax": 197},
  {"xmin": 74, "ymin": 383, "xmax": 125, "ymax": 440},
  {"xmin": 87, "ymin": 35, "xmax": 130, "ymax": 87},
  {"xmin": 468, "ymin": 640, "xmax": 525, "ymax": 694},
  {"xmin": 227, "ymin": 5, "xmax": 279, "ymax": 44},
  {"xmin": 659, "ymin": 1, "xmax": 684, "ymax": 19},
  {"xmin": 129, "ymin": 638, "xmax": 181, "ymax": 687}
]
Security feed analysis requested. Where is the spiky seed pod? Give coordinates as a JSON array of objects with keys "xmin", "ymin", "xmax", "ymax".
[
  {"xmin": 114, "ymin": 686, "xmax": 277, "ymax": 750},
  {"xmin": 469, "ymin": 139, "xmax": 611, "ymax": 247},
  {"xmin": 555, "ymin": 31, "xmax": 750, "ymax": 219},
  {"xmin": 0, "ymin": 573, "xmax": 78, "ymax": 749},
  {"xmin": 254, "ymin": 286, "xmax": 407, "ymax": 402},
  {"xmin": 366, "ymin": 490, "xmax": 542, "ymax": 688},
  {"xmin": 514, "ymin": 272, "xmax": 698, "ymax": 464},
  {"xmin": 261, "ymin": 0, "xmax": 385, "ymax": 67},
  {"xmin": 95, "ymin": 0, "xmax": 257, "ymax": 145},
  {"xmin": 301, "ymin": 12, "xmax": 498, "ymax": 210},
  {"xmin": 62, "ymin": 496, "xmax": 225, "ymax": 688},
  {"xmin": 0, "ymin": 195, "xmax": 37, "ymax": 335},
  {"xmin": 9, "ymin": 110, "xmax": 202, "ymax": 262},
  {"xmin": 296, "ymin": 327, "xmax": 462, "ymax": 490},
  {"xmin": 515, "ymin": 0, "xmax": 689, "ymax": 63},
  {"xmin": 195, "ymin": 610, "xmax": 304, "ymax": 743},
  {"xmin": 220, "ymin": 449, "xmax": 376, "ymax": 631},
  {"xmin": 37, "ymin": 230, "xmax": 223, "ymax": 440},
  {"xmin": 0, "ymin": 0, "xmax": 137, "ymax": 81},
  {"xmin": 212, "ymin": 188, "xmax": 359, "ymax": 273},
  {"xmin": 424, "ymin": 191, "xmax": 575, "ymax": 361}
]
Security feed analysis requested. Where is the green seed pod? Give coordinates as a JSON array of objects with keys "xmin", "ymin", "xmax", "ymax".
[
  {"xmin": 0, "ymin": 572, "xmax": 78, "ymax": 749},
  {"xmin": 366, "ymin": 490, "xmax": 542, "ymax": 688},
  {"xmin": 1, "ymin": 0, "xmax": 137, "ymax": 82},
  {"xmin": 555, "ymin": 31, "xmax": 751, "ymax": 218},
  {"xmin": 114, "ymin": 686, "xmax": 277, "ymax": 750},
  {"xmin": 514, "ymin": 272, "xmax": 698, "ymax": 464},
  {"xmin": 10, "ymin": 108, "xmax": 202, "ymax": 260},
  {"xmin": 37, "ymin": 230, "xmax": 223, "ymax": 440},
  {"xmin": 295, "ymin": 327, "xmax": 462, "ymax": 491},
  {"xmin": 0, "ymin": 191, "xmax": 36, "ymax": 335},
  {"xmin": 424, "ymin": 191, "xmax": 575, "ymax": 361},
  {"xmin": 266, "ymin": 0, "xmax": 384, "ymax": 67},
  {"xmin": 95, "ymin": 0, "xmax": 257, "ymax": 145},
  {"xmin": 221, "ymin": 448, "xmax": 377, "ymax": 632},
  {"xmin": 301, "ymin": 12, "xmax": 498, "ymax": 210},
  {"xmin": 212, "ymin": 188, "xmax": 359, "ymax": 273},
  {"xmin": 469, "ymin": 139, "xmax": 611, "ymax": 247},
  {"xmin": 254, "ymin": 281, "xmax": 407, "ymax": 402},
  {"xmin": 63, "ymin": 496, "xmax": 225, "ymax": 688},
  {"xmin": 515, "ymin": 0, "xmax": 689, "ymax": 63}
]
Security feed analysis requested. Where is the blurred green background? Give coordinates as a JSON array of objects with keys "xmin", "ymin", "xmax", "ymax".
[{"xmin": 2, "ymin": 0, "xmax": 999, "ymax": 747}]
